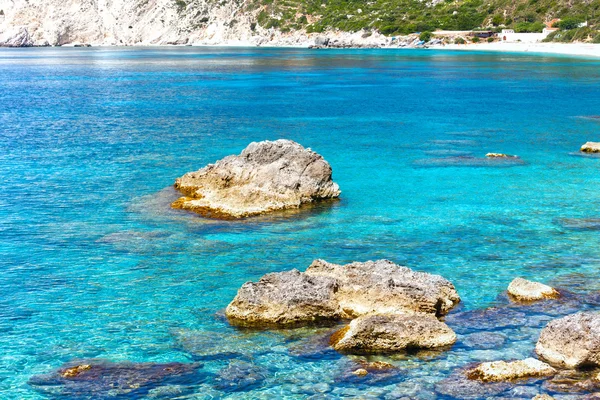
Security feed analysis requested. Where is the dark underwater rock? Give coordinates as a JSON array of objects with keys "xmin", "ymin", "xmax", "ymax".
[
  {"xmin": 29, "ymin": 360, "xmax": 203, "ymax": 399},
  {"xmin": 213, "ymin": 361, "xmax": 267, "ymax": 392},
  {"xmin": 287, "ymin": 328, "xmax": 341, "ymax": 360},
  {"xmin": 445, "ymin": 307, "xmax": 528, "ymax": 334},
  {"xmin": 555, "ymin": 218, "xmax": 600, "ymax": 231},
  {"xmin": 435, "ymin": 368, "xmax": 511, "ymax": 399},
  {"xmin": 413, "ymin": 155, "xmax": 526, "ymax": 168},
  {"xmin": 461, "ymin": 332, "xmax": 507, "ymax": 350}
]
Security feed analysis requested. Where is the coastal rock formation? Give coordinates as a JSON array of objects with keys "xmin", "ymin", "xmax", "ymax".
[
  {"xmin": 305, "ymin": 259, "xmax": 460, "ymax": 317},
  {"xmin": 532, "ymin": 395, "xmax": 555, "ymax": 400},
  {"xmin": 581, "ymin": 142, "xmax": 600, "ymax": 153},
  {"xmin": 0, "ymin": 27, "xmax": 34, "ymax": 47},
  {"xmin": 226, "ymin": 259, "xmax": 460, "ymax": 326},
  {"xmin": 225, "ymin": 269, "xmax": 341, "ymax": 326},
  {"xmin": 536, "ymin": 312, "xmax": 600, "ymax": 368},
  {"xmin": 330, "ymin": 313, "xmax": 456, "ymax": 353},
  {"xmin": 507, "ymin": 278, "xmax": 560, "ymax": 302},
  {"xmin": 466, "ymin": 358, "xmax": 556, "ymax": 382},
  {"xmin": 172, "ymin": 140, "xmax": 340, "ymax": 218}
]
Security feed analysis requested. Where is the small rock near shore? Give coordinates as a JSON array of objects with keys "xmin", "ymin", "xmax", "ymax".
[
  {"xmin": 466, "ymin": 358, "xmax": 556, "ymax": 382},
  {"xmin": 330, "ymin": 313, "xmax": 456, "ymax": 353},
  {"xmin": 536, "ymin": 312, "xmax": 600, "ymax": 369},
  {"xmin": 507, "ymin": 278, "xmax": 560, "ymax": 302},
  {"xmin": 580, "ymin": 142, "xmax": 600, "ymax": 153}
]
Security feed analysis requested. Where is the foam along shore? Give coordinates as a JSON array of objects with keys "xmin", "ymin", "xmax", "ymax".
[{"xmin": 441, "ymin": 41, "xmax": 600, "ymax": 58}]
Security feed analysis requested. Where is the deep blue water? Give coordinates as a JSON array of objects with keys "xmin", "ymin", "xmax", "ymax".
[{"xmin": 1, "ymin": 47, "xmax": 600, "ymax": 399}]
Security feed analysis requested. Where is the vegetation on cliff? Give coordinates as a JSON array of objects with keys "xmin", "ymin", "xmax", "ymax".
[{"xmin": 249, "ymin": 0, "xmax": 600, "ymax": 41}]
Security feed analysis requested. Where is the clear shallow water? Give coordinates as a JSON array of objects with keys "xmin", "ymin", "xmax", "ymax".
[{"xmin": 1, "ymin": 47, "xmax": 600, "ymax": 399}]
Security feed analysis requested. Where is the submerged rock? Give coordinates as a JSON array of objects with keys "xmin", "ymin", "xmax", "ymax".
[
  {"xmin": 330, "ymin": 313, "xmax": 456, "ymax": 353},
  {"xmin": 466, "ymin": 358, "xmax": 556, "ymax": 382},
  {"xmin": 581, "ymin": 142, "xmax": 600, "ymax": 153},
  {"xmin": 29, "ymin": 360, "xmax": 202, "ymax": 398},
  {"xmin": 226, "ymin": 259, "xmax": 460, "ymax": 327},
  {"xmin": 413, "ymin": 155, "xmax": 526, "ymax": 168},
  {"xmin": 435, "ymin": 368, "xmax": 511, "ymax": 399},
  {"xmin": 172, "ymin": 140, "xmax": 340, "ymax": 218},
  {"xmin": 536, "ymin": 312, "xmax": 600, "ymax": 369},
  {"xmin": 213, "ymin": 361, "xmax": 267, "ymax": 392},
  {"xmin": 226, "ymin": 269, "xmax": 341, "ymax": 327},
  {"xmin": 305, "ymin": 259, "xmax": 460, "ymax": 317},
  {"xmin": 507, "ymin": 278, "xmax": 560, "ymax": 302},
  {"xmin": 556, "ymin": 218, "xmax": 600, "ymax": 231},
  {"xmin": 462, "ymin": 332, "xmax": 507, "ymax": 350}
]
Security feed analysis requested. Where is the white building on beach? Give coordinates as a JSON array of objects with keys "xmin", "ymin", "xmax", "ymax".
[{"xmin": 499, "ymin": 29, "xmax": 555, "ymax": 43}]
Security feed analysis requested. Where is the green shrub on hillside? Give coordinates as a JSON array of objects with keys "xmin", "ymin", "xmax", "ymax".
[{"xmin": 419, "ymin": 31, "xmax": 432, "ymax": 42}]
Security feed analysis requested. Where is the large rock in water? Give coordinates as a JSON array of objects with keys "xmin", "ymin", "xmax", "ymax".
[
  {"xmin": 172, "ymin": 140, "xmax": 340, "ymax": 218},
  {"xmin": 330, "ymin": 313, "xmax": 456, "ymax": 353},
  {"xmin": 536, "ymin": 312, "xmax": 600, "ymax": 368},
  {"xmin": 305, "ymin": 259, "xmax": 460, "ymax": 317},
  {"xmin": 226, "ymin": 260, "xmax": 460, "ymax": 327},
  {"xmin": 225, "ymin": 269, "xmax": 341, "ymax": 327}
]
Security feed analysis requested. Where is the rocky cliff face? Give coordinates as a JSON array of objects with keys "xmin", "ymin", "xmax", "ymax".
[
  {"xmin": 0, "ymin": 0, "xmax": 403, "ymax": 47},
  {"xmin": 0, "ymin": 0, "xmax": 299, "ymax": 46}
]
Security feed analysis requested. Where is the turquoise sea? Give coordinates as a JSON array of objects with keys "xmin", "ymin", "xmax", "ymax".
[{"xmin": 2, "ymin": 47, "xmax": 600, "ymax": 399}]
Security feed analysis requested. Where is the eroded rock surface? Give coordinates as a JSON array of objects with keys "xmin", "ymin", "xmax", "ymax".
[
  {"xmin": 0, "ymin": 27, "xmax": 34, "ymax": 47},
  {"xmin": 466, "ymin": 358, "xmax": 556, "ymax": 382},
  {"xmin": 330, "ymin": 313, "xmax": 456, "ymax": 353},
  {"xmin": 305, "ymin": 259, "xmax": 460, "ymax": 317},
  {"xmin": 226, "ymin": 260, "xmax": 460, "ymax": 326},
  {"xmin": 172, "ymin": 140, "xmax": 340, "ymax": 218},
  {"xmin": 536, "ymin": 312, "xmax": 600, "ymax": 369},
  {"xmin": 225, "ymin": 269, "xmax": 341, "ymax": 326},
  {"xmin": 508, "ymin": 278, "xmax": 560, "ymax": 302},
  {"xmin": 581, "ymin": 142, "xmax": 600, "ymax": 153}
]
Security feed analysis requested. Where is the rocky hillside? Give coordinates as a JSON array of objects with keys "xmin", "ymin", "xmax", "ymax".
[{"xmin": 0, "ymin": 0, "xmax": 598, "ymax": 46}]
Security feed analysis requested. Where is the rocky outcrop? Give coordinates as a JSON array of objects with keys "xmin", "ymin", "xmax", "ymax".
[
  {"xmin": 172, "ymin": 140, "xmax": 340, "ymax": 218},
  {"xmin": 225, "ymin": 269, "xmax": 341, "ymax": 326},
  {"xmin": 507, "ymin": 278, "xmax": 560, "ymax": 302},
  {"xmin": 466, "ymin": 358, "xmax": 556, "ymax": 382},
  {"xmin": 581, "ymin": 142, "xmax": 600, "ymax": 153},
  {"xmin": 536, "ymin": 312, "xmax": 600, "ymax": 369},
  {"xmin": 226, "ymin": 259, "xmax": 460, "ymax": 326},
  {"xmin": 532, "ymin": 395, "xmax": 555, "ymax": 400},
  {"xmin": 0, "ymin": 27, "xmax": 34, "ymax": 47},
  {"xmin": 305, "ymin": 259, "xmax": 460, "ymax": 317},
  {"xmin": 330, "ymin": 313, "xmax": 457, "ymax": 353}
]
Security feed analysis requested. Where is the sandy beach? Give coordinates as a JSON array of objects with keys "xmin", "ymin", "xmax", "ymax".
[{"xmin": 442, "ymin": 41, "xmax": 600, "ymax": 58}]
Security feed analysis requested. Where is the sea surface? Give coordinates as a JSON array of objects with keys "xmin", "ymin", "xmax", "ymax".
[{"xmin": 1, "ymin": 47, "xmax": 600, "ymax": 399}]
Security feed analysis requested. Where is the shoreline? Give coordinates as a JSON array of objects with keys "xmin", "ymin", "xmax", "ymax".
[{"xmin": 3, "ymin": 41, "xmax": 600, "ymax": 59}]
